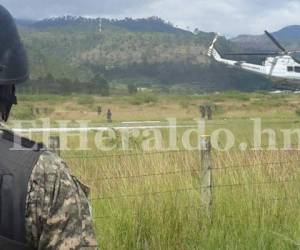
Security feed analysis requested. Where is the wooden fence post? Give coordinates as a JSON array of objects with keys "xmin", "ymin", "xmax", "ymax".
[
  {"xmin": 200, "ymin": 136, "xmax": 212, "ymax": 216},
  {"xmin": 49, "ymin": 136, "xmax": 61, "ymax": 156}
]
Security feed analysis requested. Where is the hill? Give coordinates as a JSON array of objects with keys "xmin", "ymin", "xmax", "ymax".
[
  {"xmin": 31, "ymin": 16, "xmax": 189, "ymax": 34},
  {"xmin": 231, "ymin": 25, "xmax": 300, "ymax": 51},
  {"xmin": 17, "ymin": 16, "xmax": 272, "ymax": 93},
  {"xmin": 15, "ymin": 19, "xmax": 36, "ymax": 27}
]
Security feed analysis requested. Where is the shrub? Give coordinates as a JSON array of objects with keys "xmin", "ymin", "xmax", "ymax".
[
  {"xmin": 179, "ymin": 100, "xmax": 190, "ymax": 109},
  {"xmin": 10, "ymin": 105, "xmax": 35, "ymax": 120},
  {"xmin": 295, "ymin": 109, "xmax": 300, "ymax": 117},
  {"xmin": 127, "ymin": 84, "xmax": 138, "ymax": 95},
  {"xmin": 225, "ymin": 91, "xmax": 250, "ymax": 101},
  {"xmin": 129, "ymin": 92, "xmax": 158, "ymax": 105},
  {"xmin": 77, "ymin": 95, "xmax": 95, "ymax": 106}
]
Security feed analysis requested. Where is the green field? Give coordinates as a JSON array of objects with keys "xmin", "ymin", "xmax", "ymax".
[{"xmin": 10, "ymin": 91, "xmax": 300, "ymax": 249}]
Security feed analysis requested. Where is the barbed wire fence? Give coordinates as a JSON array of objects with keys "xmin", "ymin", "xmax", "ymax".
[{"xmin": 47, "ymin": 135, "xmax": 300, "ymax": 222}]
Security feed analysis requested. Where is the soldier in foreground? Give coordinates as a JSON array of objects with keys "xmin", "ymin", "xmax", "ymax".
[{"xmin": 0, "ymin": 5, "xmax": 98, "ymax": 250}]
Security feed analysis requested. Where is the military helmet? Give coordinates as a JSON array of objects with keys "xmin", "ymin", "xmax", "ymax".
[
  {"xmin": 0, "ymin": 5, "xmax": 28, "ymax": 121},
  {"xmin": 0, "ymin": 5, "xmax": 28, "ymax": 85}
]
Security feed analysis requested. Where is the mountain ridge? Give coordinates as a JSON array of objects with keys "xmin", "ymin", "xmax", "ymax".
[
  {"xmin": 16, "ymin": 16, "xmax": 283, "ymax": 92},
  {"xmin": 231, "ymin": 25, "xmax": 300, "ymax": 51},
  {"xmin": 18, "ymin": 16, "xmax": 191, "ymax": 34}
]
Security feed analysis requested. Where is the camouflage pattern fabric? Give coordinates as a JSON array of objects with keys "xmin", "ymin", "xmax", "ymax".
[{"xmin": 25, "ymin": 151, "xmax": 98, "ymax": 250}]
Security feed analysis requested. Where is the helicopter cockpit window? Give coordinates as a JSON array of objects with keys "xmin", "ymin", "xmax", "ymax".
[
  {"xmin": 295, "ymin": 67, "xmax": 300, "ymax": 73},
  {"xmin": 287, "ymin": 66, "xmax": 294, "ymax": 72}
]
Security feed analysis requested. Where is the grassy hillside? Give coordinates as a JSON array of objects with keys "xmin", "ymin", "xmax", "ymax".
[{"xmin": 17, "ymin": 17, "xmax": 271, "ymax": 92}]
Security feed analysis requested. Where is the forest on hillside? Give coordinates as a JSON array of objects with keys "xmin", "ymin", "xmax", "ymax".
[{"xmin": 17, "ymin": 16, "xmax": 272, "ymax": 93}]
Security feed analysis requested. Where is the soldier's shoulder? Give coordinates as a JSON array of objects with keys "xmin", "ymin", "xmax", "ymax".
[{"xmin": 34, "ymin": 151, "xmax": 68, "ymax": 175}]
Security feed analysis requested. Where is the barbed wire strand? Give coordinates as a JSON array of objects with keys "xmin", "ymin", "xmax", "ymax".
[
  {"xmin": 62, "ymin": 143, "xmax": 300, "ymax": 160},
  {"xmin": 212, "ymin": 178, "xmax": 298, "ymax": 189},
  {"xmin": 75, "ymin": 159, "xmax": 300, "ymax": 183},
  {"xmin": 63, "ymin": 148, "xmax": 199, "ymax": 160},
  {"xmin": 89, "ymin": 187, "xmax": 197, "ymax": 201},
  {"xmin": 88, "ymin": 178, "xmax": 299, "ymax": 201},
  {"xmin": 85, "ymin": 169, "xmax": 200, "ymax": 182},
  {"xmin": 211, "ymin": 159, "xmax": 300, "ymax": 171}
]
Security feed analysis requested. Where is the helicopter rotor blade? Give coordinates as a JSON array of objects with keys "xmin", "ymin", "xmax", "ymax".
[
  {"xmin": 289, "ymin": 50, "xmax": 300, "ymax": 54},
  {"xmin": 264, "ymin": 30, "xmax": 288, "ymax": 54},
  {"xmin": 224, "ymin": 52, "xmax": 280, "ymax": 56},
  {"xmin": 291, "ymin": 55, "xmax": 300, "ymax": 64}
]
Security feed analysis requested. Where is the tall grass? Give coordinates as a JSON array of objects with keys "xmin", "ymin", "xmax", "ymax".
[
  {"xmin": 14, "ymin": 92, "xmax": 300, "ymax": 249},
  {"xmin": 62, "ymin": 145, "xmax": 300, "ymax": 249}
]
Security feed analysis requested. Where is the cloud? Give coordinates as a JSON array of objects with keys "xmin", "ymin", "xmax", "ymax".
[
  {"xmin": 1, "ymin": 0, "xmax": 300, "ymax": 36},
  {"xmin": 1, "ymin": 0, "xmax": 155, "ymax": 19},
  {"xmin": 138, "ymin": 0, "xmax": 300, "ymax": 36}
]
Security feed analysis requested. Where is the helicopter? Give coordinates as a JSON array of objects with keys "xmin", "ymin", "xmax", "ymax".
[{"xmin": 207, "ymin": 31, "xmax": 300, "ymax": 86}]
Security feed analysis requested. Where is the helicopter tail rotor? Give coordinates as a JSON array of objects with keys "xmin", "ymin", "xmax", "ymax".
[{"xmin": 207, "ymin": 33, "xmax": 219, "ymax": 57}]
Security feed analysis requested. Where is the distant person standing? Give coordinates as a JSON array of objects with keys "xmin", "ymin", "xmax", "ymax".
[
  {"xmin": 206, "ymin": 106, "xmax": 213, "ymax": 120},
  {"xmin": 200, "ymin": 105, "xmax": 206, "ymax": 119},
  {"xmin": 107, "ymin": 109, "xmax": 112, "ymax": 123}
]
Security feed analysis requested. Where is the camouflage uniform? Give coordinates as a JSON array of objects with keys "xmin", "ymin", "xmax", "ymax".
[
  {"xmin": 0, "ymin": 5, "xmax": 98, "ymax": 249},
  {"xmin": 25, "ymin": 151, "xmax": 98, "ymax": 250}
]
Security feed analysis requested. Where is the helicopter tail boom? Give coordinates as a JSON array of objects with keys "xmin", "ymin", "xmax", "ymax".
[
  {"xmin": 207, "ymin": 34, "xmax": 266, "ymax": 75},
  {"xmin": 207, "ymin": 34, "xmax": 237, "ymax": 66}
]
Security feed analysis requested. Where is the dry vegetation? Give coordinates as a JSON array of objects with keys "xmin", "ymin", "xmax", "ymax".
[{"xmin": 10, "ymin": 91, "xmax": 300, "ymax": 122}]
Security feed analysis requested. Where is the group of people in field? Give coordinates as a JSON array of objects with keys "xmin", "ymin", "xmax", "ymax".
[{"xmin": 200, "ymin": 105, "xmax": 213, "ymax": 120}]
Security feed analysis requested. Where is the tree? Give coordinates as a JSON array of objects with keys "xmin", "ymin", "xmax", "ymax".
[
  {"xmin": 127, "ymin": 84, "xmax": 138, "ymax": 95},
  {"xmin": 44, "ymin": 73, "xmax": 55, "ymax": 83},
  {"xmin": 92, "ymin": 74, "xmax": 110, "ymax": 96}
]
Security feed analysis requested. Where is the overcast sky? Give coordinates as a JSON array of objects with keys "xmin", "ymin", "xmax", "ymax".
[{"xmin": 2, "ymin": 0, "xmax": 300, "ymax": 36}]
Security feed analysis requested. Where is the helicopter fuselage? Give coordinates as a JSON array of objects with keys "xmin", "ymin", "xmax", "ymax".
[
  {"xmin": 262, "ymin": 56, "xmax": 300, "ymax": 83},
  {"xmin": 207, "ymin": 34, "xmax": 300, "ymax": 85}
]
